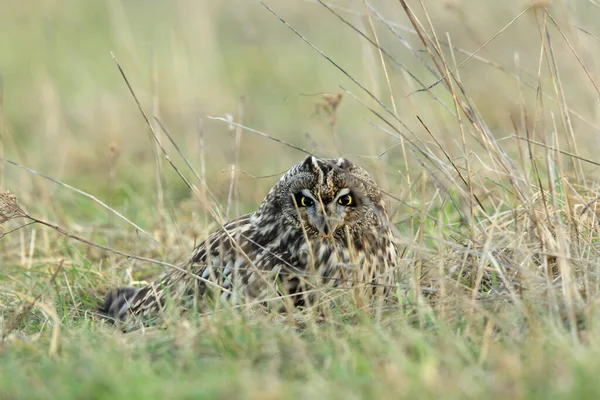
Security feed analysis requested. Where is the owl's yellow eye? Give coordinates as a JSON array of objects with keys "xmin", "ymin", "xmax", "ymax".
[
  {"xmin": 294, "ymin": 194, "xmax": 314, "ymax": 207},
  {"xmin": 338, "ymin": 194, "xmax": 353, "ymax": 206},
  {"xmin": 300, "ymin": 196, "xmax": 314, "ymax": 207}
]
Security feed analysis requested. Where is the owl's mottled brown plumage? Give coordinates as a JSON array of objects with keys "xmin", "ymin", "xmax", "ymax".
[{"xmin": 100, "ymin": 156, "xmax": 398, "ymax": 325}]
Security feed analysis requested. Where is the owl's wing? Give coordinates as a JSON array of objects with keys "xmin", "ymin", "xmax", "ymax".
[{"xmin": 99, "ymin": 213, "xmax": 256, "ymax": 322}]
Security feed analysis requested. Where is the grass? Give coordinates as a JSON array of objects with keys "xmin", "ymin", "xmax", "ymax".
[{"xmin": 2, "ymin": 0, "xmax": 600, "ymax": 398}]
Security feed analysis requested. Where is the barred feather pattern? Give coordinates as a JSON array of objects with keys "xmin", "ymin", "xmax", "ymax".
[{"xmin": 100, "ymin": 156, "xmax": 398, "ymax": 324}]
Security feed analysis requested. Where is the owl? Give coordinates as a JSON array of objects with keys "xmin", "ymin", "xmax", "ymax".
[{"xmin": 100, "ymin": 156, "xmax": 398, "ymax": 324}]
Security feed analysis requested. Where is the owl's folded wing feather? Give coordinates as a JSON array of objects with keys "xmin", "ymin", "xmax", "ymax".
[{"xmin": 99, "ymin": 214, "xmax": 256, "ymax": 321}]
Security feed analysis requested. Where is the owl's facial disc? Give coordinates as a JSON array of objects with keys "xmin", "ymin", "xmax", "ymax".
[{"xmin": 293, "ymin": 188, "xmax": 358, "ymax": 238}]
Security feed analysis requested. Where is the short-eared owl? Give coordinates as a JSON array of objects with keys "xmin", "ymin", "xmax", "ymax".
[{"xmin": 101, "ymin": 156, "xmax": 398, "ymax": 323}]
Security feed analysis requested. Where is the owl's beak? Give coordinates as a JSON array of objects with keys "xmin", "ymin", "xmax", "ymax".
[{"xmin": 313, "ymin": 214, "xmax": 341, "ymax": 238}]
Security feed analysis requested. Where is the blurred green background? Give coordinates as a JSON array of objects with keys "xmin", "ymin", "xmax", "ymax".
[{"xmin": 2, "ymin": 0, "xmax": 599, "ymax": 228}]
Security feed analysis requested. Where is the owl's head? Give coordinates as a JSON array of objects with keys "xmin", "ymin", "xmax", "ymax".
[{"xmin": 262, "ymin": 156, "xmax": 388, "ymax": 239}]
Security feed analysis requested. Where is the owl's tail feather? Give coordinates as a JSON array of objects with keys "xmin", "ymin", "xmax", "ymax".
[
  {"xmin": 99, "ymin": 285, "xmax": 164, "ymax": 321},
  {"xmin": 98, "ymin": 275, "xmax": 178, "ymax": 324},
  {"xmin": 98, "ymin": 286, "xmax": 142, "ymax": 321}
]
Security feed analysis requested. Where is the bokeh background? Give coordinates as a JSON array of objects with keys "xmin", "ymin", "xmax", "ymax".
[{"xmin": 2, "ymin": 0, "xmax": 599, "ymax": 230}]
